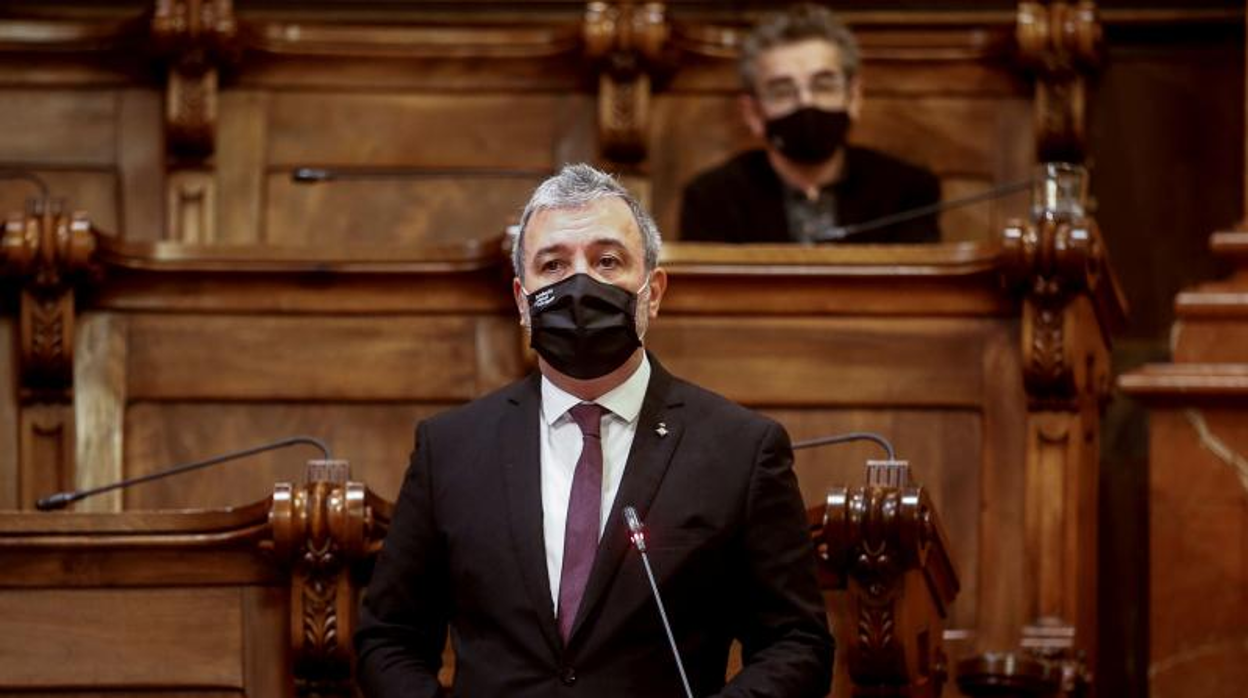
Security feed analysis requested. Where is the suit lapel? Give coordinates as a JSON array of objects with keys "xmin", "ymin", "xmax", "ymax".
[
  {"xmin": 567, "ymin": 358, "xmax": 685, "ymax": 644},
  {"xmin": 500, "ymin": 373, "xmax": 563, "ymax": 655}
]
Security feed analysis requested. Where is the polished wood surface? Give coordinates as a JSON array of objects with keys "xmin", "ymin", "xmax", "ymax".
[
  {"xmin": 0, "ymin": 476, "xmax": 391, "ymax": 697},
  {"xmin": 1119, "ymin": 231, "xmax": 1248, "ymax": 697}
]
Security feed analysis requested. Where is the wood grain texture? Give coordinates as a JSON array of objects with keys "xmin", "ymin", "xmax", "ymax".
[
  {"xmin": 73, "ymin": 313, "xmax": 126, "ymax": 513},
  {"xmin": 264, "ymin": 174, "xmax": 540, "ymax": 246},
  {"xmin": 0, "ymin": 588, "xmax": 244, "ymax": 689},
  {"xmin": 0, "ymin": 88, "xmax": 116, "ymax": 165},
  {"xmin": 0, "ymin": 318, "xmax": 16, "ymax": 510},
  {"xmin": 124, "ymin": 314, "xmax": 490, "ymax": 401},
  {"xmin": 1146, "ymin": 407, "xmax": 1248, "ymax": 698},
  {"xmin": 266, "ymin": 92, "xmax": 570, "ymax": 169},
  {"xmin": 121, "ymin": 401, "xmax": 452, "ymax": 508}
]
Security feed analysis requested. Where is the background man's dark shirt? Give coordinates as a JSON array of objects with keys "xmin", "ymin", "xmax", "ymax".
[{"xmin": 680, "ymin": 147, "xmax": 942, "ymax": 243}]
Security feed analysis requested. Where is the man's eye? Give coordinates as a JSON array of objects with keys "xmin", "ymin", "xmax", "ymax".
[
  {"xmin": 540, "ymin": 260, "xmax": 565, "ymax": 273},
  {"xmin": 598, "ymin": 256, "xmax": 620, "ymax": 270}
]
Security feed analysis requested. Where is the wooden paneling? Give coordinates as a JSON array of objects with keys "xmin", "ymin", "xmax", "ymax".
[
  {"xmin": 263, "ymin": 175, "xmax": 541, "ymax": 245},
  {"xmin": 124, "ymin": 314, "xmax": 498, "ymax": 401},
  {"xmin": 648, "ymin": 316, "xmax": 994, "ymax": 407},
  {"xmin": 0, "ymin": 588, "xmax": 244, "ymax": 690},
  {"xmin": 0, "ymin": 318, "xmax": 15, "ymax": 510},
  {"xmin": 266, "ymin": 93, "xmax": 576, "ymax": 169},
  {"xmin": 122, "ymin": 401, "xmax": 450, "ymax": 508},
  {"xmin": 116, "ymin": 88, "xmax": 165, "ymax": 243},
  {"xmin": 0, "ymin": 89, "xmax": 117, "ymax": 165},
  {"xmin": 1146, "ymin": 407, "xmax": 1248, "ymax": 698},
  {"xmin": 73, "ymin": 313, "xmax": 126, "ymax": 513}
]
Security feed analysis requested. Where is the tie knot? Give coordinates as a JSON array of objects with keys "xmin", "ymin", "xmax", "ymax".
[{"xmin": 568, "ymin": 403, "xmax": 605, "ymax": 438}]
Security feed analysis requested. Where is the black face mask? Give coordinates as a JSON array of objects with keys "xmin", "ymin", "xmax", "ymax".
[
  {"xmin": 525, "ymin": 273, "xmax": 643, "ymax": 380},
  {"xmin": 764, "ymin": 107, "xmax": 851, "ymax": 164}
]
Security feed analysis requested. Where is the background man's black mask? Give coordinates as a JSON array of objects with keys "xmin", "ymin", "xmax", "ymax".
[{"xmin": 764, "ymin": 107, "xmax": 851, "ymax": 164}]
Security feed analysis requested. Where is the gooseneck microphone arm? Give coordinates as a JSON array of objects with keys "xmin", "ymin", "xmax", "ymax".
[
  {"xmin": 0, "ymin": 169, "xmax": 50, "ymax": 202},
  {"xmin": 792, "ymin": 431, "xmax": 895, "ymax": 461},
  {"xmin": 623, "ymin": 505, "xmax": 696, "ymax": 698},
  {"xmin": 35, "ymin": 435, "xmax": 332, "ymax": 511},
  {"xmin": 816, "ymin": 177, "xmax": 1034, "ymax": 242}
]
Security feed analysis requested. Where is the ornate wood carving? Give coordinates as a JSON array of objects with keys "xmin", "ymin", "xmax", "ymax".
[
  {"xmin": 1000, "ymin": 206, "xmax": 1113, "ymax": 408},
  {"xmin": 268, "ymin": 469, "xmax": 390, "ymax": 698},
  {"xmin": 2, "ymin": 203, "xmax": 99, "ymax": 397},
  {"xmin": 2, "ymin": 201, "xmax": 100, "ymax": 509},
  {"xmin": 150, "ymin": 0, "xmax": 240, "ymax": 158},
  {"xmin": 1018, "ymin": 2, "xmax": 1098, "ymax": 162},
  {"xmin": 1015, "ymin": 1, "xmax": 1102, "ymax": 162},
  {"xmin": 813, "ymin": 463, "xmax": 959, "ymax": 697},
  {"xmin": 583, "ymin": 1, "xmax": 671, "ymax": 163}
]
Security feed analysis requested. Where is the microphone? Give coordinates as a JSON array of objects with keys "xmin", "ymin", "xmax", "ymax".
[
  {"xmin": 813, "ymin": 177, "xmax": 1033, "ymax": 242},
  {"xmin": 290, "ymin": 166, "xmax": 550, "ymax": 184},
  {"xmin": 0, "ymin": 168, "xmax": 50, "ymax": 202},
  {"xmin": 623, "ymin": 505, "xmax": 695, "ymax": 698},
  {"xmin": 792, "ymin": 431, "xmax": 895, "ymax": 460},
  {"xmin": 35, "ymin": 435, "xmax": 332, "ymax": 511}
]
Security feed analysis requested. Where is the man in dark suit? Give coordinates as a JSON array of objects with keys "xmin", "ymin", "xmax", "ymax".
[
  {"xmin": 681, "ymin": 3, "xmax": 941, "ymax": 244},
  {"xmin": 356, "ymin": 164, "xmax": 833, "ymax": 697}
]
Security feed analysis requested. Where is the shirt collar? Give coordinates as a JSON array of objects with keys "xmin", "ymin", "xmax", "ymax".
[{"xmin": 540, "ymin": 354, "xmax": 651, "ymax": 426}]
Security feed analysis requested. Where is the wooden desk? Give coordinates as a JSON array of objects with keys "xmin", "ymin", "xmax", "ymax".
[{"xmin": 0, "ymin": 477, "xmax": 391, "ymax": 697}]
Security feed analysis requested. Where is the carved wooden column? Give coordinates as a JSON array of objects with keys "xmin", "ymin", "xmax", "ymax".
[
  {"xmin": 269, "ymin": 463, "xmax": 391, "ymax": 697},
  {"xmin": 149, "ymin": 0, "xmax": 240, "ymax": 242},
  {"xmin": 1016, "ymin": 1, "xmax": 1101, "ymax": 162},
  {"xmin": 583, "ymin": 1, "xmax": 671, "ymax": 164},
  {"xmin": 995, "ymin": 158, "xmax": 1123, "ymax": 693},
  {"xmin": 812, "ymin": 462, "xmax": 960, "ymax": 698},
  {"xmin": 1, "ymin": 201, "xmax": 99, "ymax": 510}
]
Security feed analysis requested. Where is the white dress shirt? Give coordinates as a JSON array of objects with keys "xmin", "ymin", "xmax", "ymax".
[{"xmin": 539, "ymin": 354, "xmax": 651, "ymax": 609}]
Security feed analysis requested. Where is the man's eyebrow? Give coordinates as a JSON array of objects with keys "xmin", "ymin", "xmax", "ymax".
[
  {"xmin": 531, "ymin": 242, "xmax": 570, "ymax": 260},
  {"xmin": 763, "ymin": 76, "xmax": 799, "ymax": 88}
]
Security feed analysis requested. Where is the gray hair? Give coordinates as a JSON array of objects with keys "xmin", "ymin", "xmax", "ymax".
[
  {"xmin": 738, "ymin": 3, "xmax": 860, "ymax": 93},
  {"xmin": 512, "ymin": 163, "xmax": 662, "ymax": 281}
]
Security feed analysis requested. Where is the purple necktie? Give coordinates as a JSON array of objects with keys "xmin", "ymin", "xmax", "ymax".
[{"xmin": 558, "ymin": 402, "xmax": 606, "ymax": 642}]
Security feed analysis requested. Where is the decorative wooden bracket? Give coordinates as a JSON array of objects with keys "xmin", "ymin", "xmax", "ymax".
[
  {"xmin": 149, "ymin": 0, "xmax": 241, "ymax": 159},
  {"xmin": 1016, "ymin": 1, "xmax": 1102, "ymax": 163},
  {"xmin": 1000, "ymin": 197, "xmax": 1112, "ymax": 409},
  {"xmin": 812, "ymin": 462, "xmax": 959, "ymax": 697},
  {"xmin": 1, "ymin": 201, "xmax": 99, "ymax": 400},
  {"xmin": 583, "ymin": 1, "xmax": 671, "ymax": 163},
  {"xmin": 268, "ymin": 464, "xmax": 391, "ymax": 698}
]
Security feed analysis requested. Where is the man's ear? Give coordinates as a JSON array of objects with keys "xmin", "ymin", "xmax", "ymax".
[
  {"xmin": 739, "ymin": 94, "xmax": 767, "ymax": 140},
  {"xmin": 512, "ymin": 277, "xmax": 529, "ymax": 323},
  {"xmin": 848, "ymin": 76, "xmax": 864, "ymax": 121},
  {"xmin": 645, "ymin": 267, "xmax": 668, "ymax": 319}
]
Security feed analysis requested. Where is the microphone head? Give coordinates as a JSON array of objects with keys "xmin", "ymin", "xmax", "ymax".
[
  {"xmin": 291, "ymin": 167, "xmax": 332, "ymax": 183},
  {"xmin": 622, "ymin": 506, "xmax": 647, "ymax": 552},
  {"xmin": 35, "ymin": 491, "xmax": 78, "ymax": 511}
]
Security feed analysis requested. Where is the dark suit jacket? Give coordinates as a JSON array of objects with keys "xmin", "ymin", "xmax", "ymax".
[
  {"xmin": 680, "ymin": 147, "xmax": 941, "ymax": 244},
  {"xmin": 356, "ymin": 356, "xmax": 833, "ymax": 697}
]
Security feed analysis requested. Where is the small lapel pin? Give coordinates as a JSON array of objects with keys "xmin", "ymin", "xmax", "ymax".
[{"xmin": 655, "ymin": 422, "xmax": 669, "ymax": 437}]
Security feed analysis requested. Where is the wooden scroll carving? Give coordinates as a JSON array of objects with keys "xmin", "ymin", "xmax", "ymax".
[
  {"xmin": 2, "ymin": 203, "xmax": 98, "ymax": 396},
  {"xmin": 811, "ymin": 462, "xmax": 959, "ymax": 698},
  {"xmin": 268, "ymin": 469, "xmax": 391, "ymax": 697},
  {"xmin": 2, "ymin": 202, "xmax": 100, "ymax": 508},
  {"xmin": 1015, "ymin": 1, "xmax": 1101, "ymax": 162},
  {"xmin": 583, "ymin": 1, "xmax": 672, "ymax": 163},
  {"xmin": 150, "ymin": 0, "xmax": 241, "ymax": 159},
  {"xmin": 1000, "ymin": 205, "xmax": 1112, "ymax": 408}
]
